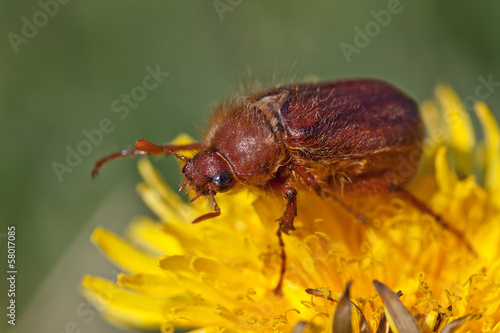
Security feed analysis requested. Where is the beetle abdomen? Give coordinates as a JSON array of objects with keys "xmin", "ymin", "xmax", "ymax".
[{"xmin": 278, "ymin": 79, "xmax": 423, "ymax": 161}]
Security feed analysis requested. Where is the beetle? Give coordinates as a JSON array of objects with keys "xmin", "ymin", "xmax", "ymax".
[
  {"xmin": 93, "ymin": 79, "xmax": 472, "ymax": 290},
  {"xmin": 94, "ymin": 79, "xmax": 423, "ymax": 230}
]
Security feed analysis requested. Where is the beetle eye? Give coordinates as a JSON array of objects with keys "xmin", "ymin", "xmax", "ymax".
[{"xmin": 212, "ymin": 172, "xmax": 233, "ymax": 192}]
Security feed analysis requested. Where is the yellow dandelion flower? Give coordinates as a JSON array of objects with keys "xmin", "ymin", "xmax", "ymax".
[{"xmin": 82, "ymin": 86, "xmax": 500, "ymax": 333}]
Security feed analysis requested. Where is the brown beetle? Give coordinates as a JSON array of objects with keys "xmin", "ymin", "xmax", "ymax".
[
  {"xmin": 93, "ymin": 79, "xmax": 472, "ymax": 289},
  {"xmin": 94, "ymin": 79, "xmax": 423, "ymax": 229}
]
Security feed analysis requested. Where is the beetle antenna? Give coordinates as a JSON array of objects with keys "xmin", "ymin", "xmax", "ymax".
[
  {"xmin": 92, "ymin": 139, "xmax": 204, "ymax": 177},
  {"xmin": 92, "ymin": 149, "xmax": 148, "ymax": 178},
  {"xmin": 135, "ymin": 139, "xmax": 202, "ymax": 163}
]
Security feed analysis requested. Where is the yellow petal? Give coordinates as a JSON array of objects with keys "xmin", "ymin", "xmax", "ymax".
[
  {"xmin": 171, "ymin": 304, "xmax": 227, "ymax": 327},
  {"xmin": 138, "ymin": 157, "xmax": 194, "ymax": 218},
  {"xmin": 118, "ymin": 273, "xmax": 185, "ymax": 298},
  {"xmin": 436, "ymin": 85, "xmax": 476, "ymax": 174},
  {"xmin": 137, "ymin": 182, "xmax": 188, "ymax": 223},
  {"xmin": 169, "ymin": 133, "xmax": 199, "ymax": 158},
  {"xmin": 91, "ymin": 227, "xmax": 164, "ymax": 275},
  {"xmin": 434, "ymin": 146, "xmax": 458, "ymax": 194},
  {"xmin": 158, "ymin": 254, "xmax": 193, "ymax": 272},
  {"xmin": 441, "ymin": 315, "xmax": 470, "ymax": 333},
  {"xmin": 81, "ymin": 275, "xmax": 165, "ymax": 329},
  {"xmin": 423, "ymin": 309, "xmax": 438, "ymax": 333},
  {"xmin": 475, "ymin": 101, "xmax": 500, "ymax": 204},
  {"xmin": 127, "ymin": 217, "xmax": 184, "ymax": 256},
  {"xmin": 492, "ymin": 321, "xmax": 500, "ymax": 333},
  {"xmin": 420, "ymin": 100, "xmax": 445, "ymax": 158},
  {"xmin": 436, "ymin": 85, "xmax": 476, "ymax": 152}
]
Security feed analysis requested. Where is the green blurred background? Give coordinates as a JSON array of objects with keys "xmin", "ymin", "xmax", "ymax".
[{"xmin": 1, "ymin": 1, "xmax": 499, "ymax": 332}]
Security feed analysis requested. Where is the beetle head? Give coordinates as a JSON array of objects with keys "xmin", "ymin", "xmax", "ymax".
[{"xmin": 182, "ymin": 149, "xmax": 236, "ymax": 196}]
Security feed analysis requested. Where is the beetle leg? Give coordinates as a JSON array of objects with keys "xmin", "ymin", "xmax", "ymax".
[
  {"xmin": 394, "ymin": 185, "xmax": 476, "ymax": 256},
  {"xmin": 347, "ymin": 178, "xmax": 476, "ymax": 256},
  {"xmin": 291, "ymin": 164, "xmax": 369, "ymax": 223},
  {"xmin": 329, "ymin": 195, "xmax": 367, "ymax": 224},
  {"xmin": 191, "ymin": 188, "xmax": 221, "ymax": 223},
  {"xmin": 290, "ymin": 164, "xmax": 322, "ymax": 195},
  {"xmin": 274, "ymin": 226, "xmax": 286, "ymax": 295},
  {"xmin": 266, "ymin": 179, "xmax": 298, "ymax": 233},
  {"xmin": 278, "ymin": 187, "xmax": 298, "ymax": 234},
  {"xmin": 266, "ymin": 182, "xmax": 296, "ymax": 294}
]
